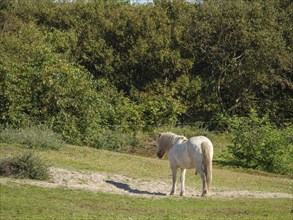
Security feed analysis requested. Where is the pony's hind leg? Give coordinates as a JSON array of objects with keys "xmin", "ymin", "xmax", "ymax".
[
  {"xmin": 195, "ymin": 163, "xmax": 208, "ymax": 196},
  {"xmin": 180, "ymin": 169, "xmax": 186, "ymax": 196}
]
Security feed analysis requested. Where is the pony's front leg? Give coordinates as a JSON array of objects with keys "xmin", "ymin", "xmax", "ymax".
[
  {"xmin": 180, "ymin": 169, "xmax": 186, "ymax": 196},
  {"xmin": 170, "ymin": 165, "xmax": 177, "ymax": 195}
]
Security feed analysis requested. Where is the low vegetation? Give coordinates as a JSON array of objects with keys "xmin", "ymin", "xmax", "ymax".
[
  {"xmin": 0, "ymin": 151, "xmax": 49, "ymax": 180},
  {"xmin": 0, "ymin": 125, "xmax": 64, "ymax": 150},
  {"xmin": 0, "ymin": 120, "xmax": 292, "ymax": 176}
]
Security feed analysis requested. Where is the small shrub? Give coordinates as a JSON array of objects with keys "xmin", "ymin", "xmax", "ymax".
[
  {"xmin": 0, "ymin": 125, "xmax": 64, "ymax": 150},
  {"xmin": 227, "ymin": 110, "xmax": 293, "ymax": 175},
  {"xmin": 0, "ymin": 152, "xmax": 50, "ymax": 180}
]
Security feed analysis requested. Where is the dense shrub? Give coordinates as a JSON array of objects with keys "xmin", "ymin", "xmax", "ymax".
[
  {"xmin": 227, "ymin": 110, "xmax": 293, "ymax": 175},
  {"xmin": 136, "ymin": 81, "xmax": 187, "ymax": 128},
  {"xmin": 0, "ymin": 152, "xmax": 50, "ymax": 180},
  {"xmin": 1, "ymin": 0, "xmax": 292, "ymax": 146},
  {"xmin": 0, "ymin": 125, "xmax": 64, "ymax": 150},
  {"xmin": 0, "ymin": 18, "xmax": 142, "ymax": 145}
]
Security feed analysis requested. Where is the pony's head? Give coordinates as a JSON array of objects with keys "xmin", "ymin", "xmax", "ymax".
[{"xmin": 156, "ymin": 132, "xmax": 187, "ymax": 159}]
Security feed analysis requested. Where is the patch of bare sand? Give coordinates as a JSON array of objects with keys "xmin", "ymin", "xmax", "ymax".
[{"xmin": 0, "ymin": 167, "xmax": 292, "ymax": 199}]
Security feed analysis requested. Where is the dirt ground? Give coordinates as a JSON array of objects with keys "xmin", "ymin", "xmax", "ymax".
[{"xmin": 1, "ymin": 167, "xmax": 292, "ymax": 199}]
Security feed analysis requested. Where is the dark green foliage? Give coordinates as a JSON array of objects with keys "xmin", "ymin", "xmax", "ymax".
[
  {"xmin": 0, "ymin": 0, "xmax": 292, "ymax": 151},
  {"xmin": 227, "ymin": 110, "xmax": 293, "ymax": 175},
  {"xmin": 0, "ymin": 152, "xmax": 50, "ymax": 180}
]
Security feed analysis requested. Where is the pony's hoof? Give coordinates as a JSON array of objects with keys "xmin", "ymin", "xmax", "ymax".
[
  {"xmin": 180, "ymin": 192, "xmax": 185, "ymax": 196},
  {"xmin": 201, "ymin": 190, "xmax": 208, "ymax": 197},
  {"xmin": 201, "ymin": 192, "xmax": 209, "ymax": 197}
]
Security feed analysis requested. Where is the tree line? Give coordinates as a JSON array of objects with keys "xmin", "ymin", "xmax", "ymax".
[{"xmin": 0, "ymin": 0, "xmax": 292, "ymax": 145}]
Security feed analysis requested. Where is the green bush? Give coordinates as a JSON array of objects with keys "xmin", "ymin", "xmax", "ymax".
[
  {"xmin": 0, "ymin": 152, "xmax": 50, "ymax": 180},
  {"xmin": 137, "ymin": 81, "xmax": 187, "ymax": 128},
  {"xmin": 0, "ymin": 125, "xmax": 64, "ymax": 150},
  {"xmin": 227, "ymin": 110, "xmax": 293, "ymax": 175}
]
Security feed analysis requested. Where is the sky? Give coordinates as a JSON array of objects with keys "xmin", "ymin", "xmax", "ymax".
[{"xmin": 130, "ymin": 0, "xmax": 153, "ymax": 3}]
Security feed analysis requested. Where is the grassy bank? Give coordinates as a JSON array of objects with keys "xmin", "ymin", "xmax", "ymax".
[
  {"xmin": 0, "ymin": 143, "xmax": 292, "ymax": 194},
  {"xmin": 1, "ymin": 143, "xmax": 292, "ymax": 219}
]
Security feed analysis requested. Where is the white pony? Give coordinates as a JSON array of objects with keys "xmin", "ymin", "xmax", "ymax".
[{"xmin": 156, "ymin": 132, "xmax": 213, "ymax": 197}]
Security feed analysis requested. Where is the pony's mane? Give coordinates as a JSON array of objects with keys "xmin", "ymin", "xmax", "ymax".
[{"xmin": 157, "ymin": 132, "xmax": 187, "ymax": 152}]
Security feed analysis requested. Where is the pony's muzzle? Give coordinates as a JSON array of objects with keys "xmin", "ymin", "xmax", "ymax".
[{"xmin": 157, "ymin": 151, "xmax": 163, "ymax": 159}]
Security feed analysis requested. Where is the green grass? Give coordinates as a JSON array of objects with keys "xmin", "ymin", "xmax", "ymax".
[
  {"xmin": 1, "ymin": 184, "xmax": 292, "ymax": 220},
  {"xmin": 1, "ymin": 143, "xmax": 293, "ymax": 219}
]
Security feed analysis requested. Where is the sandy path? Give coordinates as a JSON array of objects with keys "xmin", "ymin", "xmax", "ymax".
[{"xmin": 1, "ymin": 167, "xmax": 292, "ymax": 199}]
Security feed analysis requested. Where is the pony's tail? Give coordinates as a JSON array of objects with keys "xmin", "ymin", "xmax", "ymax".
[{"xmin": 202, "ymin": 142, "xmax": 213, "ymax": 193}]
